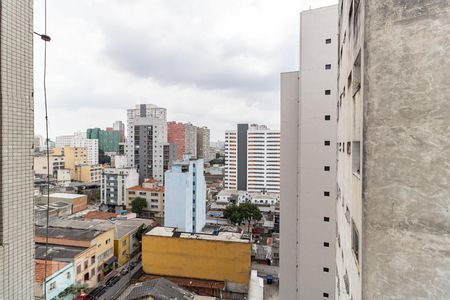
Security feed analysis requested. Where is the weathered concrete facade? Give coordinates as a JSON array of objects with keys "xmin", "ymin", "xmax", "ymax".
[{"xmin": 336, "ymin": 0, "xmax": 450, "ymax": 299}]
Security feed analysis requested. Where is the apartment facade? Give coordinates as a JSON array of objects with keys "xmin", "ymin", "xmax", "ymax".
[
  {"xmin": 126, "ymin": 104, "xmax": 167, "ymax": 183},
  {"xmin": 113, "ymin": 120, "xmax": 125, "ymax": 143},
  {"xmin": 73, "ymin": 164, "xmax": 102, "ymax": 183},
  {"xmin": 101, "ymin": 168, "xmax": 139, "ymax": 208},
  {"xmin": 0, "ymin": 1, "xmax": 35, "ymax": 298},
  {"xmin": 197, "ymin": 126, "xmax": 212, "ymax": 161},
  {"xmin": 164, "ymin": 156, "xmax": 206, "ymax": 232},
  {"xmin": 56, "ymin": 132, "xmax": 99, "ymax": 165},
  {"xmin": 335, "ymin": 1, "xmax": 450, "ymax": 299},
  {"xmin": 167, "ymin": 121, "xmax": 198, "ymax": 160},
  {"xmin": 87, "ymin": 127, "xmax": 120, "ymax": 154},
  {"xmin": 34, "ymin": 154, "xmax": 65, "ymax": 177},
  {"xmin": 225, "ymin": 124, "xmax": 280, "ymax": 193},
  {"xmin": 127, "ymin": 179, "xmax": 165, "ymax": 218},
  {"xmin": 280, "ymin": 5, "xmax": 338, "ymax": 299},
  {"xmin": 54, "ymin": 146, "xmax": 88, "ymax": 170}
]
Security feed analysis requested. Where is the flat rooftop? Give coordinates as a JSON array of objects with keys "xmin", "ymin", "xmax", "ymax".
[
  {"xmin": 35, "ymin": 244, "xmax": 86, "ymax": 261},
  {"xmin": 48, "ymin": 193, "xmax": 85, "ymax": 199},
  {"xmin": 35, "ymin": 226, "xmax": 103, "ymax": 241},
  {"xmin": 146, "ymin": 226, "xmax": 249, "ymax": 243}
]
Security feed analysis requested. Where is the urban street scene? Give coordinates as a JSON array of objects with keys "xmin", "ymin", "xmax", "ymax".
[{"xmin": 0, "ymin": 0, "xmax": 449, "ymax": 299}]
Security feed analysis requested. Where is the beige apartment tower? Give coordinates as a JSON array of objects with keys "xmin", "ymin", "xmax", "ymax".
[
  {"xmin": 335, "ymin": 0, "xmax": 450, "ymax": 299},
  {"xmin": 280, "ymin": 5, "xmax": 338, "ymax": 299},
  {"xmin": 0, "ymin": 0, "xmax": 35, "ymax": 298}
]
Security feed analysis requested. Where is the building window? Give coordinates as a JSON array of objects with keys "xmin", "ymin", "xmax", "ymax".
[
  {"xmin": 325, "ymin": 64, "xmax": 331, "ymax": 70},
  {"xmin": 324, "ymin": 217, "xmax": 330, "ymax": 222},
  {"xmin": 325, "ymin": 115, "xmax": 331, "ymax": 121},
  {"xmin": 325, "ymin": 38, "xmax": 331, "ymax": 44},
  {"xmin": 66, "ymin": 272, "xmax": 71, "ymax": 279},
  {"xmin": 49, "ymin": 282, "xmax": 56, "ymax": 290},
  {"xmin": 324, "ymin": 166, "xmax": 330, "ymax": 171},
  {"xmin": 122, "ymin": 240, "xmax": 127, "ymax": 247},
  {"xmin": 84, "ymin": 260, "xmax": 88, "ymax": 270},
  {"xmin": 91, "ymin": 256, "xmax": 95, "ymax": 264},
  {"xmin": 323, "ymin": 292, "xmax": 329, "ymax": 298},
  {"xmin": 323, "ymin": 267, "xmax": 329, "ymax": 272},
  {"xmin": 323, "ymin": 242, "xmax": 330, "ymax": 247},
  {"xmin": 324, "ymin": 141, "xmax": 330, "ymax": 146},
  {"xmin": 352, "ymin": 219, "xmax": 360, "ymax": 263},
  {"xmin": 347, "ymin": 142, "xmax": 351, "ymax": 155},
  {"xmin": 325, "ymin": 90, "xmax": 331, "ymax": 95},
  {"xmin": 352, "ymin": 141, "xmax": 361, "ymax": 175},
  {"xmin": 324, "ymin": 191, "xmax": 330, "ymax": 197}
]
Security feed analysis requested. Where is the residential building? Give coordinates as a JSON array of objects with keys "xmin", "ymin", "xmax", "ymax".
[
  {"xmin": 35, "ymin": 244, "xmax": 98, "ymax": 288},
  {"xmin": 142, "ymin": 227, "xmax": 251, "ymax": 285},
  {"xmin": 111, "ymin": 154, "xmax": 128, "ymax": 168},
  {"xmin": 225, "ymin": 124, "xmax": 280, "ymax": 193},
  {"xmin": 55, "ymin": 132, "xmax": 98, "ymax": 165},
  {"xmin": 197, "ymin": 126, "xmax": 212, "ymax": 161},
  {"xmin": 334, "ymin": 1, "xmax": 450, "ymax": 299},
  {"xmin": 72, "ymin": 164, "xmax": 102, "ymax": 183},
  {"xmin": 87, "ymin": 127, "xmax": 120, "ymax": 154},
  {"xmin": 164, "ymin": 156, "xmax": 206, "ymax": 232},
  {"xmin": 54, "ymin": 146, "xmax": 87, "ymax": 170},
  {"xmin": 280, "ymin": 5, "xmax": 338, "ymax": 300},
  {"xmin": 35, "ymin": 260, "xmax": 75, "ymax": 300},
  {"xmin": 0, "ymin": 1, "xmax": 34, "ymax": 298},
  {"xmin": 36, "ymin": 193, "xmax": 88, "ymax": 214},
  {"xmin": 126, "ymin": 104, "xmax": 167, "ymax": 183},
  {"xmin": 101, "ymin": 168, "xmax": 139, "ymax": 208},
  {"xmin": 57, "ymin": 168, "xmax": 72, "ymax": 186},
  {"xmin": 113, "ymin": 120, "xmax": 125, "ymax": 143},
  {"xmin": 35, "ymin": 226, "xmax": 115, "ymax": 282},
  {"xmin": 34, "ymin": 154, "xmax": 65, "ymax": 177},
  {"xmin": 163, "ymin": 143, "xmax": 177, "ymax": 175},
  {"xmin": 127, "ymin": 179, "xmax": 165, "ymax": 219},
  {"xmin": 167, "ymin": 121, "xmax": 198, "ymax": 160}
]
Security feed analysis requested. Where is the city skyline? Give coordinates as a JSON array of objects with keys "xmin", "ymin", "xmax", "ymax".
[{"xmin": 33, "ymin": 0, "xmax": 336, "ymax": 141}]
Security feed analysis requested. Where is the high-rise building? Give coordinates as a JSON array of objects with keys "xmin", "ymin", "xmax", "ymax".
[
  {"xmin": 163, "ymin": 143, "xmax": 177, "ymax": 174},
  {"xmin": 335, "ymin": 1, "xmax": 450, "ymax": 299},
  {"xmin": 101, "ymin": 168, "xmax": 139, "ymax": 208},
  {"xmin": 56, "ymin": 132, "xmax": 99, "ymax": 165},
  {"xmin": 86, "ymin": 127, "xmax": 120, "ymax": 154},
  {"xmin": 126, "ymin": 104, "xmax": 167, "ymax": 183},
  {"xmin": 197, "ymin": 126, "xmax": 212, "ymax": 161},
  {"xmin": 167, "ymin": 121, "xmax": 198, "ymax": 160},
  {"xmin": 113, "ymin": 120, "xmax": 125, "ymax": 143},
  {"xmin": 225, "ymin": 124, "xmax": 280, "ymax": 193},
  {"xmin": 164, "ymin": 155, "xmax": 206, "ymax": 232},
  {"xmin": 0, "ymin": 1, "xmax": 34, "ymax": 298},
  {"xmin": 280, "ymin": 5, "xmax": 338, "ymax": 300}
]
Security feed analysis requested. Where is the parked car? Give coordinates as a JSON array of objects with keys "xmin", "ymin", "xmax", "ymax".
[
  {"xmin": 120, "ymin": 268, "xmax": 129, "ymax": 275},
  {"xmin": 106, "ymin": 276, "xmax": 121, "ymax": 287},
  {"xmin": 88, "ymin": 286, "xmax": 106, "ymax": 299}
]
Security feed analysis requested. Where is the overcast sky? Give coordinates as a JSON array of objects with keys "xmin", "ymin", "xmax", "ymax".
[{"xmin": 34, "ymin": 0, "xmax": 336, "ymax": 141}]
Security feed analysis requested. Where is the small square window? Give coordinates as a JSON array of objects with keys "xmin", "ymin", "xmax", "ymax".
[
  {"xmin": 325, "ymin": 115, "xmax": 331, "ymax": 121},
  {"xmin": 325, "ymin": 90, "xmax": 331, "ymax": 95},
  {"xmin": 325, "ymin": 64, "xmax": 331, "ymax": 70},
  {"xmin": 324, "ymin": 191, "xmax": 330, "ymax": 197},
  {"xmin": 324, "ymin": 217, "xmax": 330, "ymax": 222},
  {"xmin": 325, "ymin": 38, "xmax": 331, "ymax": 44},
  {"xmin": 324, "ymin": 141, "xmax": 330, "ymax": 146},
  {"xmin": 323, "ymin": 242, "xmax": 330, "ymax": 247},
  {"xmin": 324, "ymin": 166, "xmax": 330, "ymax": 171},
  {"xmin": 323, "ymin": 267, "xmax": 329, "ymax": 272},
  {"xmin": 323, "ymin": 292, "xmax": 329, "ymax": 298}
]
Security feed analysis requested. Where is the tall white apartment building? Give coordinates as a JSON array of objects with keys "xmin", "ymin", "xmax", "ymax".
[
  {"xmin": 164, "ymin": 155, "xmax": 206, "ymax": 233},
  {"xmin": 126, "ymin": 104, "xmax": 167, "ymax": 184},
  {"xmin": 101, "ymin": 168, "xmax": 139, "ymax": 208},
  {"xmin": 225, "ymin": 124, "xmax": 280, "ymax": 193},
  {"xmin": 335, "ymin": 1, "xmax": 450, "ymax": 299},
  {"xmin": 0, "ymin": 1, "xmax": 34, "ymax": 298},
  {"xmin": 55, "ymin": 132, "xmax": 99, "ymax": 165},
  {"xmin": 280, "ymin": 5, "xmax": 338, "ymax": 300}
]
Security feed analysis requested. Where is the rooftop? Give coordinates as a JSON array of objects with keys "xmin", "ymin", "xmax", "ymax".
[
  {"xmin": 35, "ymin": 244, "xmax": 86, "ymax": 261},
  {"xmin": 35, "ymin": 259, "xmax": 69, "ymax": 284},
  {"xmin": 146, "ymin": 227, "xmax": 249, "ymax": 243},
  {"xmin": 48, "ymin": 193, "xmax": 85, "ymax": 199},
  {"xmin": 128, "ymin": 185, "xmax": 164, "ymax": 192},
  {"xmin": 84, "ymin": 211, "xmax": 118, "ymax": 220},
  {"xmin": 35, "ymin": 226, "xmax": 104, "ymax": 241},
  {"xmin": 126, "ymin": 278, "xmax": 197, "ymax": 300}
]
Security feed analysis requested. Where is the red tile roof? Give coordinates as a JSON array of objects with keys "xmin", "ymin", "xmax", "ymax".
[
  {"xmin": 144, "ymin": 179, "xmax": 158, "ymax": 183},
  {"xmin": 128, "ymin": 186, "xmax": 165, "ymax": 192},
  {"xmin": 35, "ymin": 259, "xmax": 68, "ymax": 283}
]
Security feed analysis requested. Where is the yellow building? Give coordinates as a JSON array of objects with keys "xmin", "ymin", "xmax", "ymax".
[
  {"xmin": 53, "ymin": 146, "xmax": 87, "ymax": 170},
  {"xmin": 72, "ymin": 164, "xmax": 102, "ymax": 182},
  {"xmin": 142, "ymin": 227, "xmax": 251, "ymax": 285},
  {"xmin": 94, "ymin": 228, "xmax": 115, "ymax": 278},
  {"xmin": 114, "ymin": 230, "xmax": 132, "ymax": 267}
]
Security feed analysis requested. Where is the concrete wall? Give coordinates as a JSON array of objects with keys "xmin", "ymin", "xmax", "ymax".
[
  {"xmin": 142, "ymin": 235, "xmax": 251, "ymax": 284},
  {"xmin": 164, "ymin": 165, "xmax": 192, "ymax": 231},
  {"xmin": 362, "ymin": 1, "xmax": 450, "ymax": 299},
  {"xmin": 0, "ymin": 1, "xmax": 35, "ymax": 298}
]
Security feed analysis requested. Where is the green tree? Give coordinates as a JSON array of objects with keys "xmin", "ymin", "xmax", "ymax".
[
  {"xmin": 130, "ymin": 197, "xmax": 147, "ymax": 214},
  {"xmin": 223, "ymin": 204, "xmax": 243, "ymax": 225},
  {"xmin": 239, "ymin": 202, "xmax": 263, "ymax": 232}
]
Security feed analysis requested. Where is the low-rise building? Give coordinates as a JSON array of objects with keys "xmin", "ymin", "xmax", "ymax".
[
  {"xmin": 101, "ymin": 168, "xmax": 139, "ymax": 208},
  {"xmin": 127, "ymin": 179, "xmax": 165, "ymax": 219},
  {"xmin": 57, "ymin": 168, "xmax": 71, "ymax": 186},
  {"xmin": 37, "ymin": 193, "xmax": 88, "ymax": 214},
  {"xmin": 35, "ymin": 259, "xmax": 75, "ymax": 300},
  {"xmin": 72, "ymin": 164, "xmax": 102, "ymax": 183},
  {"xmin": 34, "ymin": 154, "xmax": 65, "ymax": 177},
  {"xmin": 216, "ymin": 189, "xmax": 279, "ymax": 206},
  {"xmin": 142, "ymin": 227, "xmax": 251, "ymax": 286}
]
